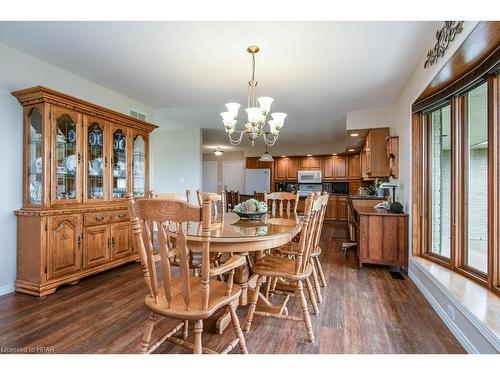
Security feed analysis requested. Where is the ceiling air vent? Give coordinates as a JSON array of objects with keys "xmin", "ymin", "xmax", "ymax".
[{"xmin": 128, "ymin": 109, "xmax": 147, "ymax": 121}]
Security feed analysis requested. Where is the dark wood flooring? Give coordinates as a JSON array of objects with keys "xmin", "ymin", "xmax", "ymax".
[{"xmin": 0, "ymin": 222, "xmax": 465, "ymax": 354}]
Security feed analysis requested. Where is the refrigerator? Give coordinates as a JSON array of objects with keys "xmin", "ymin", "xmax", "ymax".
[{"xmin": 244, "ymin": 169, "xmax": 270, "ymax": 195}]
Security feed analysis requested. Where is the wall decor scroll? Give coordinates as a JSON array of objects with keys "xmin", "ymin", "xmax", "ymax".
[{"xmin": 424, "ymin": 21, "xmax": 463, "ymax": 69}]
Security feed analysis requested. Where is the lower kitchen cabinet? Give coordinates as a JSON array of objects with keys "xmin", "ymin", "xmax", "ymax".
[{"xmin": 324, "ymin": 195, "xmax": 348, "ymax": 221}]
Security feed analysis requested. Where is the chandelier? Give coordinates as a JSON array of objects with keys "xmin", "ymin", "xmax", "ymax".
[{"xmin": 220, "ymin": 45, "xmax": 287, "ymax": 146}]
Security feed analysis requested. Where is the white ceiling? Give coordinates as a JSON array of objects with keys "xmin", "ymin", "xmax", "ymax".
[{"xmin": 0, "ymin": 21, "xmax": 440, "ymax": 154}]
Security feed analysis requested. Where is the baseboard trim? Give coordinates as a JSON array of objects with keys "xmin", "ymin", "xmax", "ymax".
[
  {"xmin": 0, "ymin": 284, "xmax": 15, "ymax": 297},
  {"xmin": 409, "ymin": 258, "xmax": 500, "ymax": 353}
]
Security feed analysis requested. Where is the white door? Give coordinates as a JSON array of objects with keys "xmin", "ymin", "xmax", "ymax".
[
  {"xmin": 202, "ymin": 162, "xmax": 218, "ymax": 193},
  {"xmin": 223, "ymin": 161, "xmax": 245, "ymax": 192}
]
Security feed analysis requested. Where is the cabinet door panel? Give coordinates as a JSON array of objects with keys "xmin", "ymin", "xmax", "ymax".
[
  {"xmin": 337, "ymin": 197, "xmax": 348, "ymax": 221},
  {"xmin": 299, "ymin": 157, "xmax": 309, "ymax": 170},
  {"xmin": 309, "ymin": 157, "xmax": 321, "ymax": 169},
  {"xmin": 84, "ymin": 116, "xmax": 109, "ymax": 203},
  {"xmin": 51, "ymin": 106, "xmax": 83, "ymax": 205},
  {"xmin": 132, "ymin": 132, "xmax": 147, "ymax": 197},
  {"xmin": 322, "ymin": 156, "xmax": 334, "ymax": 179},
  {"xmin": 111, "ymin": 222, "xmax": 133, "ymax": 259},
  {"xmin": 325, "ymin": 197, "xmax": 337, "ymax": 220},
  {"xmin": 287, "ymin": 158, "xmax": 298, "ymax": 180},
  {"xmin": 334, "ymin": 156, "xmax": 348, "ymax": 179},
  {"xmin": 47, "ymin": 214, "xmax": 82, "ymax": 279},
  {"xmin": 275, "ymin": 158, "xmax": 287, "ymax": 180},
  {"xmin": 348, "ymin": 154, "xmax": 361, "ymax": 179},
  {"xmin": 83, "ymin": 225, "xmax": 111, "ymax": 269},
  {"xmin": 111, "ymin": 125, "xmax": 130, "ymax": 201}
]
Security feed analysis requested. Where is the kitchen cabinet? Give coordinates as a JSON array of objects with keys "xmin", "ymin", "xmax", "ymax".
[
  {"xmin": 322, "ymin": 156, "xmax": 348, "ymax": 180},
  {"xmin": 273, "ymin": 157, "xmax": 297, "ymax": 181},
  {"xmin": 348, "ymin": 154, "xmax": 361, "ymax": 179},
  {"xmin": 13, "ymin": 86, "xmax": 156, "ymax": 297},
  {"xmin": 287, "ymin": 158, "xmax": 299, "ymax": 180},
  {"xmin": 245, "ymin": 157, "xmax": 273, "ymax": 170},
  {"xmin": 363, "ymin": 128, "xmax": 390, "ymax": 178},
  {"xmin": 337, "ymin": 196, "xmax": 348, "ymax": 220},
  {"xmin": 299, "ymin": 156, "xmax": 321, "ymax": 170},
  {"xmin": 324, "ymin": 195, "xmax": 348, "ymax": 221}
]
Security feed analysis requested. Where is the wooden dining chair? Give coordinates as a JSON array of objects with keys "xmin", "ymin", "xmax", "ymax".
[
  {"xmin": 272, "ymin": 193, "xmax": 328, "ymax": 303},
  {"xmin": 197, "ymin": 189, "xmax": 226, "ymax": 216},
  {"xmin": 253, "ymin": 191, "xmax": 265, "ymax": 202},
  {"xmin": 244, "ymin": 193, "xmax": 322, "ymax": 343},
  {"xmin": 126, "ymin": 192, "xmax": 248, "ymax": 354},
  {"xmin": 264, "ymin": 191, "xmax": 300, "ymax": 216}
]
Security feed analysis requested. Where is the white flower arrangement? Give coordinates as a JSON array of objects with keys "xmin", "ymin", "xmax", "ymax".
[{"xmin": 233, "ymin": 198, "xmax": 268, "ymax": 213}]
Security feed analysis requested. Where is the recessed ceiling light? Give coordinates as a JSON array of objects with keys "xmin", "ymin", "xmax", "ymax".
[
  {"xmin": 307, "ymin": 154, "xmax": 312, "ymax": 157},
  {"xmin": 281, "ymin": 155, "xmax": 286, "ymax": 158},
  {"xmin": 214, "ymin": 147, "xmax": 224, "ymax": 156},
  {"xmin": 332, "ymin": 153, "xmax": 337, "ymax": 156},
  {"xmin": 348, "ymin": 149, "xmax": 355, "ymax": 152},
  {"xmin": 350, "ymin": 133, "xmax": 359, "ymax": 137}
]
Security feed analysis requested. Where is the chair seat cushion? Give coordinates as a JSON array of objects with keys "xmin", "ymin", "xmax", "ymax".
[
  {"xmin": 145, "ymin": 276, "xmax": 240, "ymax": 320},
  {"xmin": 252, "ymin": 255, "xmax": 312, "ymax": 280}
]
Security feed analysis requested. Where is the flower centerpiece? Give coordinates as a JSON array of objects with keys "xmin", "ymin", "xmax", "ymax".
[{"xmin": 233, "ymin": 198, "xmax": 268, "ymax": 220}]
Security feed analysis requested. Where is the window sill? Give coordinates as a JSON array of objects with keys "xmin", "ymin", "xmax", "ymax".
[{"xmin": 411, "ymin": 256, "xmax": 500, "ymax": 351}]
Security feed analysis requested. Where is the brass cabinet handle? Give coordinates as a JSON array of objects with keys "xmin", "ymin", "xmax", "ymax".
[
  {"xmin": 112, "ymin": 237, "xmax": 115, "ymax": 247},
  {"xmin": 95, "ymin": 216, "xmax": 104, "ymax": 222},
  {"xmin": 108, "ymin": 238, "xmax": 111, "ymax": 249},
  {"xmin": 78, "ymin": 153, "xmax": 81, "ymax": 163},
  {"xmin": 78, "ymin": 235, "xmax": 81, "ymax": 247},
  {"xmin": 118, "ymin": 213, "xmax": 126, "ymax": 219}
]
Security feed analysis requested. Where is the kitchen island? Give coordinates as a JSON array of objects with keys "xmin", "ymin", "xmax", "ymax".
[{"xmin": 348, "ymin": 196, "xmax": 409, "ymax": 271}]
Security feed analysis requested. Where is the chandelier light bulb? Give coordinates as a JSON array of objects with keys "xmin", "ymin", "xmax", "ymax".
[
  {"xmin": 220, "ymin": 112, "xmax": 234, "ymax": 123},
  {"xmin": 246, "ymin": 107, "xmax": 263, "ymax": 125},
  {"xmin": 257, "ymin": 97, "xmax": 274, "ymax": 114},
  {"xmin": 271, "ymin": 112, "xmax": 287, "ymax": 130},
  {"xmin": 223, "ymin": 119, "xmax": 237, "ymax": 131},
  {"xmin": 225, "ymin": 102, "xmax": 241, "ymax": 118},
  {"xmin": 268, "ymin": 120, "xmax": 279, "ymax": 135}
]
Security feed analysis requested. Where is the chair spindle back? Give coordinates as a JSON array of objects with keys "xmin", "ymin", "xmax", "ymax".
[
  {"xmin": 264, "ymin": 191, "xmax": 299, "ymax": 217},
  {"xmin": 127, "ymin": 192, "xmax": 218, "ymax": 311}
]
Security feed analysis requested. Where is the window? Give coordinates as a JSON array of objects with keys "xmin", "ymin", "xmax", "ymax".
[
  {"xmin": 428, "ymin": 105, "xmax": 452, "ymax": 259},
  {"xmin": 463, "ymin": 82, "xmax": 488, "ymax": 274}
]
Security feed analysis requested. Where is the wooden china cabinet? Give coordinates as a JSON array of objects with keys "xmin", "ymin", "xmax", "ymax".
[{"xmin": 13, "ymin": 86, "xmax": 157, "ymax": 297}]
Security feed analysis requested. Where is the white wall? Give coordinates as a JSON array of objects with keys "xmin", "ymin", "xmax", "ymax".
[
  {"xmin": 150, "ymin": 128, "xmax": 202, "ymax": 195},
  {"xmin": 0, "ymin": 42, "xmax": 155, "ymax": 295}
]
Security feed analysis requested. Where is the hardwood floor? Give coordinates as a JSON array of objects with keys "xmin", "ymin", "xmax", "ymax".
[{"xmin": 0, "ymin": 222, "xmax": 464, "ymax": 354}]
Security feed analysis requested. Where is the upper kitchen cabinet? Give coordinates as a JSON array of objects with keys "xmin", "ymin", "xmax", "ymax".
[
  {"xmin": 348, "ymin": 154, "xmax": 361, "ymax": 179},
  {"xmin": 363, "ymin": 128, "xmax": 390, "ymax": 178},
  {"xmin": 274, "ymin": 157, "xmax": 298, "ymax": 181},
  {"xmin": 299, "ymin": 156, "xmax": 321, "ymax": 170},
  {"xmin": 321, "ymin": 155, "xmax": 348, "ymax": 180}
]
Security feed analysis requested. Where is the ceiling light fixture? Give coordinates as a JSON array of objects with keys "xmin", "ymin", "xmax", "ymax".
[
  {"xmin": 259, "ymin": 144, "xmax": 274, "ymax": 162},
  {"xmin": 220, "ymin": 45, "xmax": 286, "ymax": 147},
  {"xmin": 348, "ymin": 148, "xmax": 355, "ymax": 152},
  {"xmin": 350, "ymin": 133, "xmax": 359, "ymax": 137},
  {"xmin": 214, "ymin": 147, "xmax": 224, "ymax": 156}
]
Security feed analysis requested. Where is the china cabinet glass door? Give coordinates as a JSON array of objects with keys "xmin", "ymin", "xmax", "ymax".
[
  {"xmin": 112, "ymin": 128, "xmax": 128, "ymax": 199},
  {"xmin": 27, "ymin": 107, "xmax": 43, "ymax": 205},
  {"xmin": 53, "ymin": 108, "xmax": 81, "ymax": 204},
  {"xmin": 133, "ymin": 134, "xmax": 146, "ymax": 197},
  {"xmin": 86, "ymin": 121, "xmax": 107, "ymax": 201}
]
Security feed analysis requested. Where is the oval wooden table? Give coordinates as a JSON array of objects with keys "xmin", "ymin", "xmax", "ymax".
[{"xmin": 168, "ymin": 211, "xmax": 303, "ymax": 333}]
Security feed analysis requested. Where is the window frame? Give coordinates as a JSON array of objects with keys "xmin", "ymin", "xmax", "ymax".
[
  {"xmin": 422, "ymin": 102, "xmax": 454, "ymax": 268},
  {"xmin": 414, "ymin": 74, "xmax": 500, "ymax": 295}
]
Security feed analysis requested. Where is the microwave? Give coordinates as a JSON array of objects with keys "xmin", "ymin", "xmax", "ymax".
[{"xmin": 297, "ymin": 170, "xmax": 322, "ymax": 184}]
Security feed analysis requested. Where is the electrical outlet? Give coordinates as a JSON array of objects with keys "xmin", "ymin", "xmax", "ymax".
[{"xmin": 446, "ymin": 304, "xmax": 455, "ymax": 321}]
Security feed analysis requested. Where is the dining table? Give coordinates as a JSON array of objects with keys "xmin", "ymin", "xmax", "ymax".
[{"xmin": 168, "ymin": 211, "xmax": 303, "ymax": 333}]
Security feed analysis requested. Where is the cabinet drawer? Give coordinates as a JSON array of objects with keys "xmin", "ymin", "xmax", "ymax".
[
  {"xmin": 112, "ymin": 210, "xmax": 129, "ymax": 222},
  {"xmin": 84, "ymin": 212, "xmax": 112, "ymax": 226}
]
